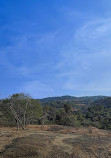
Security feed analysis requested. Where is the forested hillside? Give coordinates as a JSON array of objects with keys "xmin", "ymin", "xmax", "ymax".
[
  {"xmin": 85, "ymin": 97, "xmax": 111, "ymax": 129},
  {"xmin": 40, "ymin": 95, "xmax": 106, "ymax": 103},
  {"xmin": 0, "ymin": 93, "xmax": 111, "ymax": 130},
  {"xmin": 39, "ymin": 95, "xmax": 107, "ymax": 110}
]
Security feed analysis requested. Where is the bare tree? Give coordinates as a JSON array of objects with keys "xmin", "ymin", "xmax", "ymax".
[
  {"xmin": 3, "ymin": 93, "xmax": 42, "ymax": 130},
  {"xmin": 9, "ymin": 102, "xmax": 25, "ymax": 130},
  {"xmin": 23, "ymin": 100, "xmax": 31, "ymax": 127},
  {"xmin": 9, "ymin": 93, "xmax": 32, "ymax": 130}
]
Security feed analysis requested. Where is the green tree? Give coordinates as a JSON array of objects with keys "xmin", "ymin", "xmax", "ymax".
[
  {"xmin": 64, "ymin": 103, "xmax": 72, "ymax": 115},
  {"xmin": 0, "ymin": 93, "xmax": 43, "ymax": 130}
]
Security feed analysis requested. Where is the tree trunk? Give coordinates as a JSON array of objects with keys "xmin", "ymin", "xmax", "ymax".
[
  {"xmin": 24, "ymin": 100, "xmax": 30, "ymax": 127},
  {"xmin": 10, "ymin": 104, "xmax": 25, "ymax": 130},
  {"xmin": 17, "ymin": 120, "xmax": 20, "ymax": 131}
]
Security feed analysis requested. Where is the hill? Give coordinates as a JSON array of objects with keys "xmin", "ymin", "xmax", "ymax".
[
  {"xmin": 40, "ymin": 95, "xmax": 107, "ymax": 103},
  {"xmin": 39, "ymin": 95, "xmax": 107, "ymax": 110},
  {"xmin": 1, "ymin": 93, "xmax": 111, "ymax": 130},
  {"xmin": 85, "ymin": 97, "xmax": 111, "ymax": 129}
]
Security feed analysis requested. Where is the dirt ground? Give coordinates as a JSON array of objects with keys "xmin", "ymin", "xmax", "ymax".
[{"xmin": 0, "ymin": 125, "xmax": 111, "ymax": 158}]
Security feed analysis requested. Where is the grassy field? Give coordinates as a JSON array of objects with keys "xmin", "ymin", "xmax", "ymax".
[{"xmin": 0, "ymin": 125, "xmax": 111, "ymax": 158}]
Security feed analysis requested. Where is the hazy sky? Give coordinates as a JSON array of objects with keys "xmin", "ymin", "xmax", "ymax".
[{"xmin": 1, "ymin": 0, "xmax": 111, "ymax": 98}]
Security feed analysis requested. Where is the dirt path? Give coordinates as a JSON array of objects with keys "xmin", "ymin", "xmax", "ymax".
[
  {"xmin": 0, "ymin": 126, "xmax": 80, "ymax": 155},
  {"xmin": 1, "ymin": 126, "xmax": 111, "ymax": 158},
  {"xmin": 53, "ymin": 134, "xmax": 80, "ymax": 153}
]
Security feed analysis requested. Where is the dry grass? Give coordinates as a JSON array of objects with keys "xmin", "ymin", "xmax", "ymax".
[{"xmin": 0, "ymin": 125, "xmax": 111, "ymax": 158}]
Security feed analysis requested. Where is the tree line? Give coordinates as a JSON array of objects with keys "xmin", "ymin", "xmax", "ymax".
[{"xmin": 0, "ymin": 93, "xmax": 111, "ymax": 130}]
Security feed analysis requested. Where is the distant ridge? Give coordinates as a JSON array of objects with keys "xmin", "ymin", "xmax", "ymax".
[{"xmin": 39, "ymin": 95, "xmax": 107, "ymax": 103}]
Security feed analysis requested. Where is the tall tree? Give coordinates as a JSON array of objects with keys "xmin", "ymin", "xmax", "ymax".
[
  {"xmin": 64, "ymin": 103, "xmax": 72, "ymax": 115},
  {"xmin": 1, "ymin": 93, "xmax": 43, "ymax": 130}
]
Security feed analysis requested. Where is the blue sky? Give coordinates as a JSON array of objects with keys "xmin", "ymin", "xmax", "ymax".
[{"xmin": 1, "ymin": 0, "xmax": 111, "ymax": 98}]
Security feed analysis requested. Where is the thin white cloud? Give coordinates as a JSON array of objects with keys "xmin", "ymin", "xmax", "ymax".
[
  {"xmin": 21, "ymin": 80, "xmax": 54, "ymax": 98},
  {"xmin": 0, "ymin": 30, "xmax": 59, "ymax": 77},
  {"xmin": 56, "ymin": 17, "xmax": 111, "ymax": 94},
  {"xmin": 1, "ymin": 11, "xmax": 111, "ymax": 97},
  {"xmin": 75, "ymin": 18, "xmax": 111, "ymax": 43}
]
